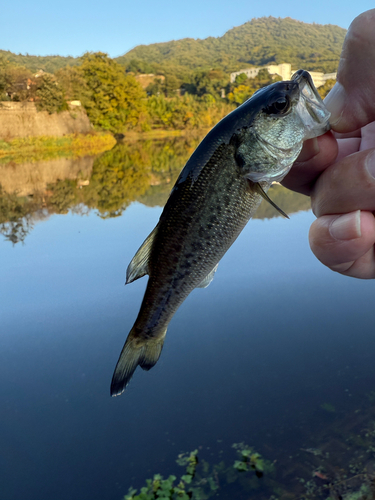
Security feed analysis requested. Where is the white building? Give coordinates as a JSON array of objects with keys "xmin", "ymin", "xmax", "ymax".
[
  {"xmin": 230, "ymin": 63, "xmax": 291, "ymax": 83},
  {"xmin": 230, "ymin": 64, "xmax": 336, "ymax": 88}
]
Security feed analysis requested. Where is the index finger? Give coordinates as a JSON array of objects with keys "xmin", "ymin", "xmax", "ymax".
[{"xmin": 324, "ymin": 9, "xmax": 375, "ymax": 133}]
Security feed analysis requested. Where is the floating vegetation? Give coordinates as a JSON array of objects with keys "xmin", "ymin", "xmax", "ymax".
[
  {"xmin": 124, "ymin": 444, "xmax": 278, "ymax": 500},
  {"xmin": 124, "ymin": 396, "xmax": 375, "ymax": 500}
]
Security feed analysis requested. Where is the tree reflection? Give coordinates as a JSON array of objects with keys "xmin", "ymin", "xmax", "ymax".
[
  {"xmin": 0, "ymin": 186, "xmax": 38, "ymax": 244},
  {"xmin": 0, "ymin": 135, "xmax": 311, "ymax": 244},
  {"xmin": 0, "ymin": 137, "xmax": 200, "ymax": 241}
]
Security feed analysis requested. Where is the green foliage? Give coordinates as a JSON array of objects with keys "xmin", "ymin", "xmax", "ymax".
[
  {"xmin": 0, "ymin": 49, "xmax": 78, "ymax": 74},
  {"xmin": 147, "ymin": 93, "xmax": 233, "ymax": 130},
  {"xmin": 318, "ymin": 78, "xmax": 336, "ymax": 98},
  {"xmin": 227, "ymin": 69, "xmax": 281, "ymax": 105},
  {"xmin": 0, "ymin": 56, "xmax": 32, "ymax": 101},
  {"xmin": 35, "ymin": 74, "xmax": 68, "ymax": 113},
  {"xmin": 232, "ymin": 443, "xmax": 266, "ymax": 477},
  {"xmin": 125, "ymin": 58, "xmax": 156, "ymax": 75},
  {"xmin": 117, "ymin": 17, "xmax": 345, "ymax": 75},
  {"xmin": 183, "ymin": 69, "xmax": 227, "ymax": 99},
  {"xmin": 81, "ymin": 52, "xmax": 150, "ymax": 132},
  {"xmin": 55, "ymin": 65, "xmax": 91, "ymax": 103},
  {"xmin": 1, "ymin": 18, "xmax": 343, "ymax": 132},
  {"xmin": 125, "ymin": 444, "xmax": 275, "ymax": 500},
  {"xmin": 79, "ymin": 52, "xmax": 148, "ymax": 133},
  {"xmin": 125, "ymin": 450, "xmax": 198, "ymax": 500}
]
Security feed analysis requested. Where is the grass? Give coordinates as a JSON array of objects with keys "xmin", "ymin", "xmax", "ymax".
[{"xmin": 0, "ymin": 132, "xmax": 117, "ymax": 163}]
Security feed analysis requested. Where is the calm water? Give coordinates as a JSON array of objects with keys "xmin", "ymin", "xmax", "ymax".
[{"xmin": 1, "ymin": 140, "xmax": 375, "ymax": 500}]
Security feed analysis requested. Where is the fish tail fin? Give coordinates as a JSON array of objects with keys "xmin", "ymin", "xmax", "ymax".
[{"xmin": 110, "ymin": 328, "xmax": 166, "ymax": 397}]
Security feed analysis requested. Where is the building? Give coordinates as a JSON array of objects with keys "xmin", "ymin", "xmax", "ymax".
[
  {"xmin": 230, "ymin": 64, "xmax": 336, "ymax": 88},
  {"xmin": 230, "ymin": 64, "xmax": 292, "ymax": 83}
]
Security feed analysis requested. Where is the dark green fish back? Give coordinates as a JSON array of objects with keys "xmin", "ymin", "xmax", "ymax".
[{"xmin": 110, "ymin": 140, "xmax": 264, "ymax": 396}]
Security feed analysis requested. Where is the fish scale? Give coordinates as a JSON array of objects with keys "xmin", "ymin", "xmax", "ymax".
[{"xmin": 110, "ymin": 70, "xmax": 331, "ymax": 396}]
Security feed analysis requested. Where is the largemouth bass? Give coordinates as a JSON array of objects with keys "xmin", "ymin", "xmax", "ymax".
[{"xmin": 111, "ymin": 70, "xmax": 330, "ymax": 396}]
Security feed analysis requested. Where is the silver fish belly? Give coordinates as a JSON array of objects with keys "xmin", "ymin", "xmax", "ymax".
[{"xmin": 111, "ymin": 70, "xmax": 330, "ymax": 396}]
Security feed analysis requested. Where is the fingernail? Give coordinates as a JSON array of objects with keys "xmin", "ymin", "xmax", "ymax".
[
  {"xmin": 365, "ymin": 150, "xmax": 375, "ymax": 180},
  {"xmin": 324, "ymin": 82, "xmax": 346, "ymax": 126},
  {"xmin": 329, "ymin": 211, "xmax": 361, "ymax": 240}
]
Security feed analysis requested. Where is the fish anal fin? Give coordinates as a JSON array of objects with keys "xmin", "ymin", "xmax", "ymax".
[
  {"xmin": 197, "ymin": 263, "xmax": 219, "ymax": 288},
  {"xmin": 126, "ymin": 226, "xmax": 158, "ymax": 284},
  {"xmin": 253, "ymin": 183, "xmax": 289, "ymax": 219}
]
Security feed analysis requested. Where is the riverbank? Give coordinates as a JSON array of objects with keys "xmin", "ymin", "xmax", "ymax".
[
  {"xmin": 0, "ymin": 133, "xmax": 117, "ymax": 163},
  {"xmin": 0, "ymin": 128, "xmax": 211, "ymax": 163},
  {"xmin": 114, "ymin": 128, "xmax": 208, "ymax": 142}
]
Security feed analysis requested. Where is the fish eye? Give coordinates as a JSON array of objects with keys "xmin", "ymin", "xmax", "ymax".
[{"xmin": 264, "ymin": 96, "xmax": 290, "ymax": 116}]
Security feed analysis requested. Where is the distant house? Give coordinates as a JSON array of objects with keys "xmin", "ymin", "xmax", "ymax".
[
  {"xmin": 230, "ymin": 64, "xmax": 292, "ymax": 83},
  {"xmin": 230, "ymin": 64, "xmax": 336, "ymax": 88}
]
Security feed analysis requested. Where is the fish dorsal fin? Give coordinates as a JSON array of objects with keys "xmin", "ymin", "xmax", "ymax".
[
  {"xmin": 253, "ymin": 183, "xmax": 289, "ymax": 219},
  {"xmin": 126, "ymin": 226, "xmax": 158, "ymax": 284},
  {"xmin": 197, "ymin": 263, "xmax": 219, "ymax": 289}
]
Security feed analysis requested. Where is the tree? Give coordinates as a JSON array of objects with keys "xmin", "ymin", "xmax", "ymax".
[
  {"xmin": 0, "ymin": 57, "xmax": 32, "ymax": 101},
  {"xmin": 79, "ymin": 52, "xmax": 148, "ymax": 132},
  {"xmin": 34, "ymin": 74, "xmax": 68, "ymax": 113},
  {"xmin": 318, "ymin": 79, "xmax": 336, "ymax": 99},
  {"xmin": 55, "ymin": 65, "xmax": 90, "ymax": 103}
]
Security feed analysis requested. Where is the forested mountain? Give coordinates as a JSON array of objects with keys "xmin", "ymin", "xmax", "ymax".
[
  {"xmin": 116, "ymin": 17, "xmax": 346, "ymax": 77},
  {"xmin": 2, "ymin": 17, "xmax": 345, "ymax": 76},
  {"xmin": 0, "ymin": 17, "xmax": 343, "ymax": 134},
  {"xmin": 0, "ymin": 50, "xmax": 78, "ymax": 73}
]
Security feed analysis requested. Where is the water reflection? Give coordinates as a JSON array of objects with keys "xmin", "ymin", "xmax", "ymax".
[
  {"xmin": 1, "ymin": 140, "xmax": 375, "ymax": 499},
  {"xmin": 0, "ymin": 137, "xmax": 310, "ymax": 243}
]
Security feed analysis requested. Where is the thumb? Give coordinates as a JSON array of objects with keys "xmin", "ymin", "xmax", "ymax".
[{"xmin": 324, "ymin": 9, "xmax": 375, "ymax": 133}]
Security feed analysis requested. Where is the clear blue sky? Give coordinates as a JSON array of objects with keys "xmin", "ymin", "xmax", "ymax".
[{"xmin": 0, "ymin": 0, "xmax": 373, "ymax": 58}]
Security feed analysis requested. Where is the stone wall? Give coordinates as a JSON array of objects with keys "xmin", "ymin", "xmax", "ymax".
[{"xmin": 0, "ymin": 102, "xmax": 93, "ymax": 139}]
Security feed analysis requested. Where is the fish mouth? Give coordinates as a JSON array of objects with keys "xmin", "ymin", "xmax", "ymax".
[{"xmin": 291, "ymin": 70, "xmax": 331, "ymax": 139}]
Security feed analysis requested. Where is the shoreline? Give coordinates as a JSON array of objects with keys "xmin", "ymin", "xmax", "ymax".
[
  {"xmin": 0, "ymin": 132, "xmax": 116, "ymax": 163},
  {"xmin": 0, "ymin": 129, "xmax": 209, "ymax": 163}
]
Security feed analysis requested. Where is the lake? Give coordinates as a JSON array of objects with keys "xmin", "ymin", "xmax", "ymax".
[{"xmin": 1, "ymin": 138, "xmax": 375, "ymax": 500}]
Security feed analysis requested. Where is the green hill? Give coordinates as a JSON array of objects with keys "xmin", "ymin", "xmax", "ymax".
[
  {"xmin": 0, "ymin": 16, "xmax": 345, "ymax": 78},
  {"xmin": 0, "ymin": 50, "xmax": 79, "ymax": 73},
  {"xmin": 116, "ymin": 17, "xmax": 346, "ymax": 76}
]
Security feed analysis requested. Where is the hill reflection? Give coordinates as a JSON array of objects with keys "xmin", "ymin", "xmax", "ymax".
[{"xmin": 0, "ymin": 137, "xmax": 310, "ymax": 243}]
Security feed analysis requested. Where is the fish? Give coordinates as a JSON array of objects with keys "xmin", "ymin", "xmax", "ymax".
[{"xmin": 110, "ymin": 70, "xmax": 331, "ymax": 396}]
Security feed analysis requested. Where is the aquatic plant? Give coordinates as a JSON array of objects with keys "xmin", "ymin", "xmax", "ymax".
[
  {"xmin": 124, "ymin": 450, "xmax": 198, "ymax": 500},
  {"xmin": 124, "ymin": 444, "xmax": 274, "ymax": 500}
]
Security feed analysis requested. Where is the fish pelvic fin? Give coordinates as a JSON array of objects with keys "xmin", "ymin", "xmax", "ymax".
[
  {"xmin": 253, "ymin": 182, "xmax": 289, "ymax": 219},
  {"xmin": 126, "ymin": 226, "xmax": 158, "ymax": 284},
  {"xmin": 110, "ymin": 328, "xmax": 167, "ymax": 397}
]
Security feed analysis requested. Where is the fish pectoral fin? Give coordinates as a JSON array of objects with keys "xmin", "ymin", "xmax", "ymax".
[
  {"xmin": 197, "ymin": 263, "xmax": 219, "ymax": 288},
  {"xmin": 254, "ymin": 183, "xmax": 289, "ymax": 219},
  {"xmin": 126, "ymin": 226, "xmax": 158, "ymax": 284}
]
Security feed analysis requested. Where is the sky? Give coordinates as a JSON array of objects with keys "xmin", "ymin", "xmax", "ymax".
[{"xmin": 0, "ymin": 0, "xmax": 373, "ymax": 58}]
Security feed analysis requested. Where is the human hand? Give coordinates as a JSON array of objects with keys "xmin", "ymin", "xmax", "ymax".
[{"xmin": 282, "ymin": 9, "xmax": 375, "ymax": 278}]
